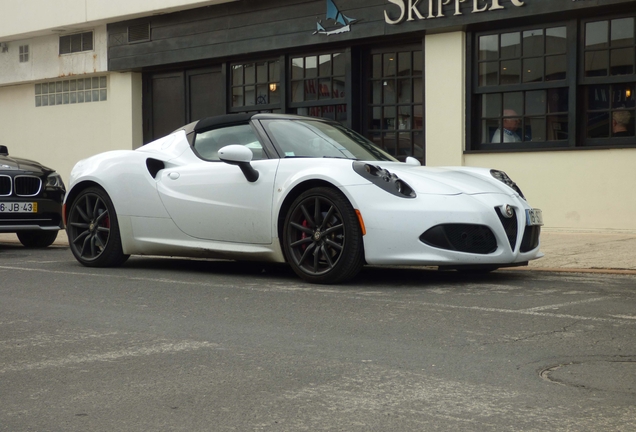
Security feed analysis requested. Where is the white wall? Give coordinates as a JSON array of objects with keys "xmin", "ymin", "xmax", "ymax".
[
  {"xmin": 0, "ymin": 26, "xmax": 108, "ymax": 86},
  {"xmin": 425, "ymin": 32, "xmax": 466, "ymax": 167},
  {"xmin": 424, "ymin": 31, "xmax": 636, "ymax": 232},
  {"xmin": 0, "ymin": 72, "xmax": 142, "ymax": 184},
  {"xmin": 0, "ymin": 0, "xmax": 238, "ymax": 41}
]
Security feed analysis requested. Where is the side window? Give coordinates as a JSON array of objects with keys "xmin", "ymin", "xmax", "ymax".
[{"xmin": 193, "ymin": 124, "xmax": 265, "ymax": 161}]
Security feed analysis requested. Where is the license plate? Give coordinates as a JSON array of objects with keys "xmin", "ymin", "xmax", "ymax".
[
  {"xmin": 525, "ymin": 208, "xmax": 543, "ymax": 226},
  {"xmin": 0, "ymin": 202, "xmax": 37, "ymax": 213}
]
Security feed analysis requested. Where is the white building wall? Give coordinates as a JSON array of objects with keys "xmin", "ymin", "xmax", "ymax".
[
  {"xmin": 0, "ymin": 72, "xmax": 142, "ymax": 184},
  {"xmin": 426, "ymin": 31, "xmax": 636, "ymax": 232},
  {"xmin": 0, "ymin": 26, "xmax": 108, "ymax": 86}
]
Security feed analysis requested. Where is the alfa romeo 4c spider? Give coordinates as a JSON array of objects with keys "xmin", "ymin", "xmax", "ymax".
[{"xmin": 63, "ymin": 113, "xmax": 543, "ymax": 283}]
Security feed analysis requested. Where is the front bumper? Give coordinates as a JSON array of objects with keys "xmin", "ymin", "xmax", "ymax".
[{"xmin": 0, "ymin": 198, "xmax": 64, "ymax": 232}]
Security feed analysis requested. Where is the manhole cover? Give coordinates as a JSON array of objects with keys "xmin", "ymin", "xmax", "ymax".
[{"xmin": 540, "ymin": 359, "xmax": 636, "ymax": 393}]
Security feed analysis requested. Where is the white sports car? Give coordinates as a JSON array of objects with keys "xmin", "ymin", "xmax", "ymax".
[{"xmin": 63, "ymin": 113, "xmax": 543, "ymax": 283}]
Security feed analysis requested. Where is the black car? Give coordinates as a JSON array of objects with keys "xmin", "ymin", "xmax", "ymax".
[{"xmin": 0, "ymin": 145, "xmax": 65, "ymax": 247}]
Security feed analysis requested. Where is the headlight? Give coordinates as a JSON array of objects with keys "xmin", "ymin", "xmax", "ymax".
[
  {"xmin": 45, "ymin": 172, "xmax": 66, "ymax": 189},
  {"xmin": 353, "ymin": 162, "xmax": 416, "ymax": 198},
  {"xmin": 490, "ymin": 169, "xmax": 525, "ymax": 200}
]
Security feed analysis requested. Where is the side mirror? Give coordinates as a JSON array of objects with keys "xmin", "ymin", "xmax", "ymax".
[
  {"xmin": 218, "ymin": 145, "xmax": 259, "ymax": 182},
  {"xmin": 0, "ymin": 145, "xmax": 8, "ymax": 156},
  {"xmin": 404, "ymin": 156, "xmax": 421, "ymax": 166}
]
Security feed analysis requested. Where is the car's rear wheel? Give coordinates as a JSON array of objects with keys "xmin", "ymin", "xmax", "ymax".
[
  {"xmin": 17, "ymin": 230, "xmax": 58, "ymax": 248},
  {"xmin": 66, "ymin": 187, "xmax": 129, "ymax": 267},
  {"xmin": 283, "ymin": 187, "xmax": 364, "ymax": 284}
]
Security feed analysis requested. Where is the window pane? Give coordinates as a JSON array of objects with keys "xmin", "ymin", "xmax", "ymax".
[
  {"xmin": 503, "ymin": 92, "xmax": 523, "ymax": 115},
  {"xmin": 546, "ymin": 55, "xmax": 567, "ymax": 81},
  {"xmin": 587, "ymin": 85, "xmax": 610, "ymax": 110},
  {"xmin": 500, "ymin": 60, "xmax": 520, "ymax": 84},
  {"xmin": 526, "ymin": 90, "xmax": 546, "ymax": 115},
  {"xmin": 82, "ymin": 32, "xmax": 93, "ymax": 51},
  {"xmin": 291, "ymin": 58, "xmax": 303, "ymax": 79},
  {"xmin": 587, "ymin": 112, "xmax": 609, "ymax": 137},
  {"xmin": 56, "ymin": 82, "xmax": 63, "ymax": 92},
  {"xmin": 291, "ymin": 81, "xmax": 303, "ymax": 102},
  {"xmin": 256, "ymin": 84, "xmax": 268, "ymax": 104},
  {"xmin": 372, "ymin": 81, "xmax": 382, "ymax": 104},
  {"xmin": 70, "ymin": 34, "xmax": 82, "ymax": 52},
  {"xmin": 232, "ymin": 87, "xmax": 244, "ymax": 106},
  {"xmin": 413, "ymin": 78, "xmax": 422, "ymax": 103},
  {"xmin": 305, "ymin": 79, "xmax": 317, "ymax": 100},
  {"xmin": 500, "ymin": 32, "xmax": 520, "ymax": 59},
  {"xmin": 479, "ymin": 61, "xmax": 498, "ymax": 86},
  {"xmin": 585, "ymin": 51, "xmax": 609, "ymax": 77},
  {"xmin": 269, "ymin": 61, "xmax": 280, "ymax": 82},
  {"xmin": 383, "ymin": 80, "xmax": 396, "ymax": 104},
  {"xmin": 523, "ymin": 29, "xmax": 544, "ymax": 57},
  {"xmin": 245, "ymin": 64, "xmax": 255, "ymax": 84},
  {"xmin": 611, "ymin": 110, "xmax": 634, "ymax": 136},
  {"xmin": 612, "ymin": 83, "xmax": 635, "ymax": 109},
  {"xmin": 318, "ymin": 78, "xmax": 331, "ymax": 99},
  {"xmin": 479, "ymin": 35, "xmax": 499, "ymax": 60},
  {"xmin": 586, "ymin": 21, "xmax": 609, "ymax": 49},
  {"xmin": 244, "ymin": 85, "xmax": 255, "ymax": 105},
  {"xmin": 383, "ymin": 53, "xmax": 396, "ymax": 77},
  {"xmin": 398, "ymin": 106, "xmax": 411, "ymax": 130},
  {"xmin": 35, "ymin": 84, "xmax": 41, "ymax": 95},
  {"xmin": 319, "ymin": 55, "xmax": 331, "ymax": 76},
  {"xmin": 305, "ymin": 56, "xmax": 318, "ymax": 78},
  {"xmin": 333, "ymin": 53, "xmax": 345, "ymax": 76},
  {"xmin": 526, "ymin": 117, "xmax": 545, "ymax": 141},
  {"xmin": 384, "ymin": 106, "xmax": 396, "ymax": 130},
  {"xmin": 547, "ymin": 115, "xmax": 568, "ymax": 140},
  {"xmin": 398, "ymin": 51, "xmax": 412, "ymax": 75},
  {"xmin": 523, "ymin": 58, "xmax": 543, "ymax": 83},
  {"xmin": 482, "ymin": 93, "xmax": 502, "ymax": 118},
  {"xmin": 372, "ymin": 54, "xmax": 382, "ymax": 79},
  {"xmin": 546, "ymin": 27, "xmax": 567, "ymax": 54},
  {"xmin": 257, "ymin": 62, "xmax": 267, "ymax": 83},
  {"xmin": 398, "ymin": 79, "xmax": 412, "ymax": 103},
  {"xmin": 269, "ymin": 83, "xmax": 280, "ymax": 105},
  {"xmin": 610, "ymin": 48, "xmax": 634, "ymax": 75},
  {"xmin": 611, "ymin": 18, "xmax": 634, "ymax": 47},
  {"xmin": 547, "ymin": 88, "xmax": 569, "ymax": 113},
  {"xmin": 413, "ymin": 51, "xmax": 423, "ymax": 73},
  {"xmin": 482, "ymin": 119, "xmax": 501, "ymax": 143}
]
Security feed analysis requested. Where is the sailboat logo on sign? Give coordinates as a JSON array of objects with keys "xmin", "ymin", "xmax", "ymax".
[{"xmin": 313, "ymin": 0, "xmax": 359, "ymax": 36}]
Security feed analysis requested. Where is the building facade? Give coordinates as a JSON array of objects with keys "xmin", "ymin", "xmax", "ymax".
[{"xmin": 2, "ymin": 0, "xmax": 635, "ymax": 231}]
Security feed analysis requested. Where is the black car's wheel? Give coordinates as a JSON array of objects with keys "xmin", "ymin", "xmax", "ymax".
[
  {"xmin": 17, "ymin": 230, "xmax": 58, "ymax": 248},
  {"xmin": 66, "ymin": 187, "xmax": 129, "ymax": 267},
  {"xmin": 283, "ymin": 187, "xmax": 364, "ymax": 284}
]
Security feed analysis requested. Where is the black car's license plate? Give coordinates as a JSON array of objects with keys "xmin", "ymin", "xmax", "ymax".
[{"xmin": 0, "ymin": 202, "xmax": 37, "ymax": 213}]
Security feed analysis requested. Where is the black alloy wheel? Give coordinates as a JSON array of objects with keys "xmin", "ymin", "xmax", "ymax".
[
  {"xmin": 283, "ymin": 187, "xmax": 364, "ymax": 284},
  {"xmin": 17, "ymin": 230, "xmax": 58, "ymax": 248},
  {"xmin": 66, "ymin": 187, "xmax": 129, "ymax": 267}
]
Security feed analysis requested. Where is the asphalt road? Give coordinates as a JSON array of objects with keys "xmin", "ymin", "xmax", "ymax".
[{"xmin": 1, "ymin": 243, "xmax": 635, "ymax": 431}]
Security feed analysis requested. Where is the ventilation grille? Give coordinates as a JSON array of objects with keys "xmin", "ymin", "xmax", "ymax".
[
  {"xmin": 495, "ymin": 207, "xmax": 518, "ymax": 251},
  {"xmin": 420, "ymin": 224, "xmax": 498, "ymax": 255},
  {"xmin": 128, "ymin": 23, "xmax": 150, "ymax": 43},
  {"xmin": 15, "ymin": 176, "xmax": 42, "ymax": 196},
  {"xmin": 0, "ymin": 175, "xmax": 10, "ymax": 196}
]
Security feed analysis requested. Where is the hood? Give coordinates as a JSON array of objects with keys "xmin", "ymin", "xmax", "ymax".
[
  {"xmin": 373, "ymin": 162, "xmax": 514, "ymax": 196},
  {"xmin": 0, "ymin": 154, "xmax": 53, "ymax": 175}
]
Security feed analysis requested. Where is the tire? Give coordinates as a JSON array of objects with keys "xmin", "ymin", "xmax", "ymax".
[
  {"xmin": 66, "ymin": 187, "xmax": 129, "ymax": 267},
  {"xmin": 17, "ymin": 230, "xmax": 58, "ymax": 248},
  {"xmin": 283, "ymin": 187, "xmax": 364, "ymax": 284}
]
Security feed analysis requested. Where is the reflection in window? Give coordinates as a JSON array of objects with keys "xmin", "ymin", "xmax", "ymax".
[
  {"xmin": 585, "ymin": 84, "xmax": 635, "ymax": 138},
  {"xmin": 585, "ymin": 18, "xmax": 635, "ymax": 76},
  {"xmin": 368, "ymin": 48, "xmax": 423, "ymax": 161},
  {"xmin": 193, "ymin": 124, "xmax": 264, "ymax": 161},
  {"xmin": 231, "ymin": 60, "xmax": 280, "ymax": 109}
]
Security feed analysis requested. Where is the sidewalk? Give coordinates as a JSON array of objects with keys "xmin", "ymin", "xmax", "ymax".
[{"xmin": 1, "ymin": 229, "xmax": 636, "ymax": 275}]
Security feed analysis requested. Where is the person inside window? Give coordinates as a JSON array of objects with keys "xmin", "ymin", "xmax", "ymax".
[
  {"xmin": 612, "ymin": 110, "xmax": 632, "ymax": 137},
  {"xmin": 491, "ymin": 109, "xmax": 522, "ymax": 143}
]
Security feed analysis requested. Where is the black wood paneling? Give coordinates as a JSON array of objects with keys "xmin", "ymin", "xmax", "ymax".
[{"xmin": 110, "ymin": 0, "xmax": 635, "ymax": 71}]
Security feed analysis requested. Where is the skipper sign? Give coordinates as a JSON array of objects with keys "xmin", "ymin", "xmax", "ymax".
[{"xmin": 384, "ymin": 0, "xmax": 525, "ymax": 24}]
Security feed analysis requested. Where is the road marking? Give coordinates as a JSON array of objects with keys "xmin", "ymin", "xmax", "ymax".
[
  {"xmin": 1, "ymin": 265, "xmax": 634, "ymax": 325},
  {"xmin": 0, "ymin": 340, "xmax": 217, "ymax": 374},
  {"xmin": 522, "ymin": 297, "xmax": 607, "ymax": 311}
]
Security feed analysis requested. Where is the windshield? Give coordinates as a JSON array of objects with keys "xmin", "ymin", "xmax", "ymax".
[{"xmin": 261, "ymin": 119, "xmax": 397, "ymax": 161}]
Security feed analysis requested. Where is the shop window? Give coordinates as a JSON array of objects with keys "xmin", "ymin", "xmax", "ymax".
[
  {"xmin": 475, "ymin": 25, "xmax": 570, "ymax": 150},
  {"xmin": 472, "ymin": 14, "xmax": 636, "ymax": 151},
  {"xmin": 289, "ymin": 52, "xmax": 348, "ymax": 124},
  {"xmin": 230, "ymin": 59, "xmax": 281, "ymax": 112},
  {"xmin": 366, "ymin": 47, "xmax": 424, "ymax": 161},
  {"xmin": 583, "ymin": 17, "xmax": 635, "ymax": 143}
]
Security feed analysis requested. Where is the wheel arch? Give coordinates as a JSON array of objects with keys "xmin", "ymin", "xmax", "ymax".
[{"xmin": 63, "ymin": 180, "xmax": 105, "ymax": 226}]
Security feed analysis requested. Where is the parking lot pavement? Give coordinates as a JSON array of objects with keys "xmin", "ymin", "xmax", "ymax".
[{"xmin": 2, "ymin": 228, "xmax": 636, "ymax": 274}]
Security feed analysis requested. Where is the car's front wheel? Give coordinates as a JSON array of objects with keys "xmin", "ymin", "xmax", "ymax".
[
  {"xmin": 283, "ymin": 187, "xmax": 364, "ymax": 284},
  {"xmin": 17, "ymin": 230, "xmax": 58, "ymax": 248},
  {"xmin": 66, "ymin": 187, "xmax": 129, "ymax": 267}
]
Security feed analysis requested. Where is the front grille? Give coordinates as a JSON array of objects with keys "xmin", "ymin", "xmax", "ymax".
[
  {"xmin": 495, "ymin": 207, "xmax": 518, "ymax": 251},
  {"xmin": 14, "ymin": 175, "xmax": 42, "ymax": 196},
  {"xmin": 0, "ymin": 175, "xmax": 10, "ymax": 196},
  {"xmin": 520, "ymin": 226, "xmax": 541, "ymax": 252},
  {"xmin": 420, "ymin": 224, "xmax": 498, "ymax": 254}
]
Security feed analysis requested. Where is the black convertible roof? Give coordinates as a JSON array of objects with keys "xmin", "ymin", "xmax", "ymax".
[{"xmin": 194, "ymin": 113, "xmax": 255, "ymax": 132}]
